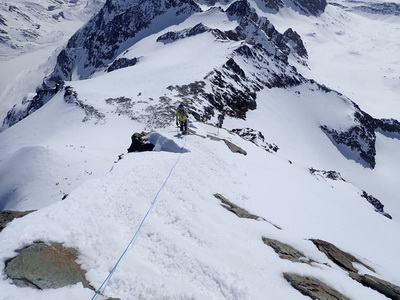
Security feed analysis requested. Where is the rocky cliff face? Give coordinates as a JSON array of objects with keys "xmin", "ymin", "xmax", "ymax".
[
  {"xmin": 259, "ymin": 0, "xmax": 327, "ymax": 16},
  {"xmin": 321, "ymin": 102, "xmax": 400, "ymax": 169}
]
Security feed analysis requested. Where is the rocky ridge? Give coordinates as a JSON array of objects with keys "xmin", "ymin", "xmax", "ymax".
[{"xmin": 1, "ymin": 0, "xmax": 311, "ymax": 129}]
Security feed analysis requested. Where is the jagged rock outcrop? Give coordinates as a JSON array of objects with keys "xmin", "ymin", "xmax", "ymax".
[
  {"xmin": 259, "ymin": 0, "xmax": 327, "ymax": 16},
  {"xmin": 1, "ymin": 0, "xmax": 201, "ymax": 129},
  {"xmin": 2, "ymin": 0, "xmax": 310, "ymax": 129},
  {"xmin": 214, "ymin": 193, "xmax": 261, "ymax": 220},
  {"xmin": 107, "ymin": 57, "xmax": 138, "ymax": 72},
  {"xmin": 264, "ymin": 237, "xmax": 400, "ymax": 299},
  {"xmin": 214, "ymin": 193, "xmax": 281, "ymax": 229},
  {"xmin": 349, "ymin": 273, "xmax": 400, "ymax": 300},
  {"xmin": 48, "ymin": 0, "xmax": 201, "ymax": 83},
  {"xmin": 311, "ymin": 239, "xmax": 400, "ymax": 299},
  {"xmin": 283, "ymin": 273, "xmax": 350, "ymax": 300},
  {"xmin": 311, "ymin": 239, "xmax": 375, "ymax": 274},
  {"xmin": 5, "ymin": 242, "xmax": 93, "ymax": 290},
  {"xmin": 262, "ymin": 237, "xmax": 311, "ymax": 263},
  {"xmin": 360, "ymin": 191, "xmax": 392, "ymax": 219},
  {"xmin": 0, "ymin": 210, "xmax": 35, "ymax": 232},
  {"xmin": 351, "ymin": 2, "xmax": 400, "ymax": 16},
  {"xmin": 321, "ymin": 103, "xmax": 400, "ymax": 169},
  {"xmin": 232, "ymin": 128, "xmax": 279, "ymax": 153},
  {"xmin": 157, "ymin": 22, "xmax": 211, "ymax": 44},
  {"xmin": 309, "ymin": 168, "xmax": 346, "ymax": 181}
]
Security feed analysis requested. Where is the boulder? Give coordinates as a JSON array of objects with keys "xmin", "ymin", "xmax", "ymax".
[{"xmin": 5, "ymin": 242, "xmax": 93, "ymax": 290}]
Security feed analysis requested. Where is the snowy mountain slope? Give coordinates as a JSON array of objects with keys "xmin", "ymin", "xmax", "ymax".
[
  {"xmin": 0, "ymin": 0, "xmax": 104, "ymax": 56},
  {"xmin": 1, "ymin": 109, "xmax": 400, "ymax": 299},
  {"xmin": 3, "ymin": 0, "xmax": 399, "ymax": 217},
  {"xmin": 0, "ymin": 0, "xmax": 105, "ymax": 121},
  {"xmin": 265, "ymin": 0, "xmax": 400, "ymax": 120},
  {"xmin": 0, "ymin": 0, "xmax": 400, "ymax": 299}
]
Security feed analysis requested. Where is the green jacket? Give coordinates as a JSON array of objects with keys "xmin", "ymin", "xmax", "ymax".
[{"xmin": 176, "ymin": 108, "xmax": 188, "ymax": 122}]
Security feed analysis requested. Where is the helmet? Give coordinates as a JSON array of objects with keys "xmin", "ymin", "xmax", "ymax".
[{"xmin": 178, "ymin": 104, "xmax": 184, "ymax": 109}]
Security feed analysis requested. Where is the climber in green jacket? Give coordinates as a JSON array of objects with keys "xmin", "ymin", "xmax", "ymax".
[{"xmin": 176, "ymin": 104, "xmax": 189, "ymax": 134}]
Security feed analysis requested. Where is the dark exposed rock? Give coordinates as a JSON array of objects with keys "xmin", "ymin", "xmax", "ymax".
[
  {"xmin": 50, "ymin": 0, "xmax": 201, "ymax": 81},
  {"xmin": 283, "ymin": 273, "xmax": 350, "ymax": 300},
  {"xmin": 157, "ymin": 23, "xmax": 210, "ymax": 44},
  {"xmin": 1, "ymin": 81, "xmax": 64, "ymax": 131},
  {"xmin": 350, "ymin": 273, "xmax": 400, "ymax": 300},
  {"xmin": 214, "ymin": 193, "xmax": 262, "ymax": 220},
  {"xmin": 376, "ymin": 118, "xmax": 400, "ymax": 138},
  {"xmin": 311, "ymin": 239, "xmax": 400, "ymax": 299},
  {"xmin": 127, "ymin": 132, "xmax": 155, "ymax": 153},
  {"xmin": 206, "ymin": 58, "xmax": 257, "ymax": 119},
  {"xmin": 226, "ymin": 0, "xmax": 258, "ymax": 22},
  {"xmin": 262, "ymin": 237, "xmax": 311, "ymax": 263},
  {"xmin": 64, "ymin": 85, "xmax": 78, "ymax": 104},
  {"xmin": 310, "ymin": 239, "xmax": 375, "ymax": 274},
  {"xmin": 107, "ymin": 57, "xmax": 138, "ymax": 72},
  {"xmin": 321, "ymin": 103, "xmax": 400, "ymax": 169},
  {"xmin": 261, "ymin": 0, "xmax": 284, "ymax": 11},
  {"xmin": 232, "ymin": 128, "xmax": 279, "ymax": 153},
  {"xmin": 309, "ymin": 168, "xmax": 346, "ymax": 181},
  {"xmin": 352, "ymin": 2, "xmax": 400, "ymax": 16},
  {"xmin": 2, "ymin": 0, "xmax": 310, "ymax": 129},
  {"xmin": 258, "ymin": 0, "xmax": 327, "ymax": 16},
  {"xmin": 5, "ymin": 242, "xmax": 93, "ymax": 290},
  {"xmin": 0, "ymin": 210, "xmax": 35, "ymax": 232},
  {"xmin": 282, "ymin": 28, "xmax": 308, "ymax": 58},
  {"xmin": 290, "ymin": 0, "xmax": 328, "ymax": 16},
  {"xmin": 213, "ymin": 193, "xmax": 281, "ymax": 229},
  {"xmin": 321, "ymin": 123, "xmax": 376, "ymax": 169},
  {"xmin": 360, "ymin": 191, "xmax": 392, "ymax": 219}
]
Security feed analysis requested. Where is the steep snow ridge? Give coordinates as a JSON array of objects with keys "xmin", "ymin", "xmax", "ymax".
[{"xmin": 1, "ymin": 120, "xmax": 399, "ymax": 299}]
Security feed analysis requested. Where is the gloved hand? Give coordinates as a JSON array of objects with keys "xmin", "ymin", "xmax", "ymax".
[{"xmin": 176, "ymin": 122, "xmax": 178, "ymax": 126}]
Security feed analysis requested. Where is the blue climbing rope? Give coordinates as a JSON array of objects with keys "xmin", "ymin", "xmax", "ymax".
[{"xmin": 91, "ymin": 135, "xmax": 188, "ymax": 299}]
